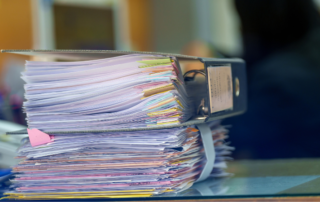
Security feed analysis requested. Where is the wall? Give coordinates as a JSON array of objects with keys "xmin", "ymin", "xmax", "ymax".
[
  {"xmin": 127, "ymin": 0, "xmax": 154, "ymax": 51},
  {"xmin": 151, "ymin": 0, "xmax": 197, "ymax": 53},
  {"xmin": 149, "ymin": 0, "xmax": 242, "ymax": 56},
  {"xmin": 210, "ymin": 0, "xmax": 242, "ymax": 56},
  {"xmin": 0, "ymin": 0, "xmax": 33, "ymax": 78}
]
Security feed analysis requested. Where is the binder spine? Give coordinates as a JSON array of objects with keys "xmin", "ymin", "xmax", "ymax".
[{"xmin": 203, "ymin": 58, "xmax": 247, "ymax": 122}]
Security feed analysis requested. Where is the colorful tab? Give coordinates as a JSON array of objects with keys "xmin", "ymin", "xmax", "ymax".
[
  {"xmin": 139, "ymin": 62, "xmax": 171, "ymax": 68},
  {"xmin": 186, "ymin": 128, "xmax": 199, "ymax": 133},
  {"xmin": 138, "ymin": 58, "xmax": 171, "ymax": 64},
  {"xmin": 27, "ymin": 128, "xmax": 53, "ymax": 147}
]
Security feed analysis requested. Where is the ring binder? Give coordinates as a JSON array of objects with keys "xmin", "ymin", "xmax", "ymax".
[
  {"xmin": 1, "ymin": 49, "xmax": 247, "ymax": 134},
  {"xmin": 0, "ymin": 49, "xmax": 244, "ymax": 198}
]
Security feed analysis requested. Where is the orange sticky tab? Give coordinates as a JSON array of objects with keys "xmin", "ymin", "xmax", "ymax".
[
  {"xmin": 27, "ymin": 128, "xmax": 53, "ymax": 147},
  {"xmin": 186, "ymin": 128, "xmax": 199, "ymax": 132},
  {"xmin": 191, "ymin": 128, "xmax": 199, "ymax": 132}
]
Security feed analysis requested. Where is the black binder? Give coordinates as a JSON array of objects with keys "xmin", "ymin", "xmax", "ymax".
[{"xmin": 1, "ymin": 49, "xmax": 247, "ymax": 135}]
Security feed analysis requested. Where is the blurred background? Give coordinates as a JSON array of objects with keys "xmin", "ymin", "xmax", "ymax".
[{"xmin": 1, "ymin": 0, "xmax": 320, "ymax": 170}]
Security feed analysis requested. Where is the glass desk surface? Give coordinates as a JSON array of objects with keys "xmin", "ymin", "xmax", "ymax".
[{"xmin": 2, "ymin": 158, "xmax": 320, "ymax": 201}]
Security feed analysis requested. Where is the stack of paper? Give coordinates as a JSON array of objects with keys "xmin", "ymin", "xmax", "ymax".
[
  {"xmin": 2, "ymin": 54, "xmax": 234, "ymax": 199},
  {"xmin": 4, "ymin": 122, "xmax": 232, "ymax": 199},
  {"xmin": 22, "ymin": 55, "xmax": 194, "ymax": 131}
]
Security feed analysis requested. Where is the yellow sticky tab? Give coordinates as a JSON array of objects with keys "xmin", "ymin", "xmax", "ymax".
[
  {"xmin": 143, "ymin": 84, "xmax": 175, "ymax": 98},
  {"xmin": 143, "ymin": 83, "xmax": 173, "ymax": 93},
  {"xmin": 175, "ymin": 98, "xmax": 184, "ymax": 108},
  {"xmin": 156, "ymin": 120, "xmax": 180, "ymax": 125},
  {"xmin": 139, "ymin": 62, "xmax": 171, "ymax": 68},
  {"xmin": 141, "ymin": 90, "xmax": 171, "ymax": 99},
  {"xmin": 3, "ymin": 194, "xmax": 153, "ymax": 199},
  {"xmin": 147, "ymin": 108, "xmax": 178, "ymax": 116},
  {"xmin": 171, "ymin": 158, "xmax": 190, "ymax": 164},
  {"xmin": 138, "ymin": 58, "xmax": 171, "ymax": 64},
  {"xmin": 5, "ymin": 189, "xmax": 156, "ymax": 195},
  {"xmin": 164, "ymin": 189, "xmax": 175, "ymax": 192}
]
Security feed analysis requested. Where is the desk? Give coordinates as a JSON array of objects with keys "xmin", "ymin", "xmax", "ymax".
[
  {"xmin": 2, "ymin": 158, "xmax": 320, "ymax": 201},
  {"xmin": 185, "ymin": 158, "xmax": 320, "ymax": 201}
]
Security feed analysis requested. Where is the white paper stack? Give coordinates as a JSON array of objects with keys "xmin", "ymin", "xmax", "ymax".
[
  {"xmin": 5, "ymin": 122, "xmax": 233, "ymax": 199},
  {"xmin": 2, "ymin": 54, "xmax": 233, "ymax": 200},
  {"xmin": 22, "ymin": 55, "xmax": 194, "ymax": 131}
]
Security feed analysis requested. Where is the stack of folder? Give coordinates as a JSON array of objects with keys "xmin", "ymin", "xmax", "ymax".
[
  {"xmin": 2, "ymin": 53, "xmax": 235, "ymax": 199},
  {"xmin": 22, "ymin": 55, "xmax": 193, "ymax": 130},
  {"xmin": 5, "ymin": 122, "xmax": 232, "ymax": 199}
]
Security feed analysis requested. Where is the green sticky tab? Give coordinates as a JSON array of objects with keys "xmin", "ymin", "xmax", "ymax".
[
  {"xmin": 138, "ymin": 58, "xmax": 171, "ymax": 64},
  {"xmin": 139, "ymin": 62, "xmax": 171, "ymax": 68}
]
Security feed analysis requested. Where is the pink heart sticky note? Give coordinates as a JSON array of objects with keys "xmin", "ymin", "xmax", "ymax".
[{"xmin": 27, "ymin": 128, "xmax": 53, "ymax": 147}]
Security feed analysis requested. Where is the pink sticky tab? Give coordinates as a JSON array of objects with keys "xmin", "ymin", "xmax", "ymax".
[{"xmin": 27, "ymin": 128, "xmax": 53, "ymax": 147}]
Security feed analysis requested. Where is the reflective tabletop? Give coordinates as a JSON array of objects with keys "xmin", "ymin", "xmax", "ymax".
[
  {"xmin": 183, "ymin": 158, "xmax": 320, "ymax": 198},
  {"xmin": 2, "ymin": 158, "xmax": 320, "ymax": 201}
]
